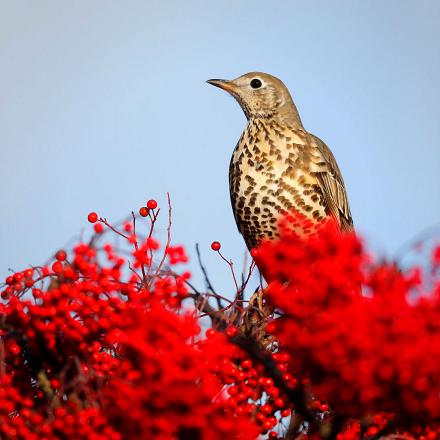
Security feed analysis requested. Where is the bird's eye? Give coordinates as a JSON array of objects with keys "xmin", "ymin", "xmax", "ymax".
[{"xmin": 250, "ymin": 78, "xmax": 262, "ymax": 89}]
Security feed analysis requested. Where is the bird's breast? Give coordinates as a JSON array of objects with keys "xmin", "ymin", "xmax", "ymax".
[{"xmin": 229, "ymin": 122, "xmax": 327, "ymax": 249}]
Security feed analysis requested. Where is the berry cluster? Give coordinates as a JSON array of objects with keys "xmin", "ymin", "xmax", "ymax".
[
  {"xmin": 2, "ymin": 200, "xmax": 440, "ymax": 440},
  {"xmin": 255, "ymin": 214, "xmax": 440, "ymax": 437},
  {"xmin": 0, "ymin": 200, "xmax": 258, "ymax": 439},
  {"xmin": 204, "ymin": 328, "xmax": 295, "ymax": 438}
]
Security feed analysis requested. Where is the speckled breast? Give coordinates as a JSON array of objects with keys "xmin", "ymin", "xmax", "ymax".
[{"xmin": 229, "ymin": 119, "xmax": 327, "ymax": 250}]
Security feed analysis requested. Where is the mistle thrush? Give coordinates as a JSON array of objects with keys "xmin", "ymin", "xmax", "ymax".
[{"xmin": 207, "ymin": 72, "xmax": 353, "ymax": 251}]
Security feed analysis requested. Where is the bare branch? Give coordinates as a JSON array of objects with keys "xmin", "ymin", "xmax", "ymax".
[{"xmin": 195, "ymin": 243, "xmax": 222, "ymax": 308}]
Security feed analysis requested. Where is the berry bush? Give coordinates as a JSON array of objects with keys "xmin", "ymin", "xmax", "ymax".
[{"xmin": 1, "ymin": 198, "xmax": 439, "ymax": 439}]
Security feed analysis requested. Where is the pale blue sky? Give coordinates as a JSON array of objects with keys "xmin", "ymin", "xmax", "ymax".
[{"xmin": 1, "ymin": 1, "xmax": 439, "ymax": 295}]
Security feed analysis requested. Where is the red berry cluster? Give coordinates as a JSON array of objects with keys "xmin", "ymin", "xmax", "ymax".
[
  {"xmin": 0, "ymin": 204, "xmax": 258, "ymax": 439},
  {"xmin": 204, "ymin": 329, "xmax": 296, "ymax": 437},
  {"xmin": 256, "ymin": 213, "xmax": 440, "ymax": 436},
  {"xmin": 102, "ymin": 302, "xmax": 259, "ymax": 439},
  {"xmin": 166, "ymin": 245, "xmax": 189, "ymax": 265},
  {"xmin": 2, "ymin": 201, "xmax": 440, "ymax": 440}
]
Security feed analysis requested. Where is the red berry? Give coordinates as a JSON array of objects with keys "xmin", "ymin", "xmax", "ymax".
[
  {"xmin": 241, "ymin": 359, "xmax": 252, "ymax": 369},
  {"xmin": 5, "ymin": 276, "xmax": 13, "ymax": 285},
  {"xmin": 94, "ymin": 223, "xmax": 104, "ymax": 234},
  {"xmin": 280, "ymin": 409, "xmax": 291, "ymax": 418},
  {"xmin": 211, "ymin": 241, "xmax": 221, "ymax": 251},
  {"xmin": 32, "ymin": 288, "xmax": 42, "ymax": 299},
  {"xmin": 147, "ymin": 199, "xmax": 157, "ymax": 210},
  {"xmin": 55, "ymin": 250, "xmax": 67, "ymax": 262},
  {"xmin": 264, "ymin": 377, "xmax": 274, "ymax": 388},
  {"xmin": 274, "ymin": 398, "xmax": 285, "ymax": 408},
  {"xmin": 250, "ymin": 248, "xmax": 260, "ymax": 257},
  {"xmin": 282, "ymin": 373, "xmax": 293, "ymax": 383},
  {"xmin": 52, "ymin": 261, "xmax": 63, "ymax": 273},
  {"xmin": 266, "ymin": 321, "xmax": 276, "ymax": 334},
  {"xmin": 256, "ymin": 412, "xmax": 265, "ymax": 423},
  {"xmin": 226, "ymin": 326, "xmax": 238, "ymax": 337},
  {"xmin": 206, "ymin": 328, "xmax": 216, "ymax": 338},
  {"xmin": 227, "ymin": 385, "xmax": 238, "ymax": 396},
  {"xmin": 9, "ymin": 343, "xmax": 20, "ymax": 355},
  {"xmin": 41, "ymin": 266, "xmax": 50, "ymax": 276},
  {"xmin": 139, "ymin": 207, "xmax": 149, "ymax": 217},
  {"xmin": 13, "ymin": 272, "xmax": 23, "ymax": 282},
  {"xmin": 261, "ymin": 403, "xmax": 273, "ymax": 414},
  {"xmin": 1, "ymin": 290, "xmax": 10, "ymax": 300},
  {"xmin": 23, "ymin": 268, "xmax": 33, "ymax": 278},
  {"xmin": 51, "ymin": 379, "xmax": 60, "ymax": 389},
  {"xmin": 267, "ymin": 386, "xmax": 279, "ymax": 397},
  {"xmin": 88, "ymin": 212, "xmax": 98, "ymax": 223},
  {"xmin": 263, "ymin": 419, "xmax": 273, "ymax": 430}
]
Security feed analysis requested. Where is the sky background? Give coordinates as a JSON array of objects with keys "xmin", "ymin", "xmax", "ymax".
[{"xmin": 1, "ymin": 0, "xmax": 439, "ymax": 296}]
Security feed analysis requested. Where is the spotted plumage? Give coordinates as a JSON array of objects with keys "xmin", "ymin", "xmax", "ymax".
[{"xmin": 208, "ymin": 72, "xmax": 353, "ymax": 251}]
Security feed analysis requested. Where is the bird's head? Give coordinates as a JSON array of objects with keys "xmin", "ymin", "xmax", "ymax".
[{"xmin": 207, "ymin": 72, "xmax": 303, "ymax": 127}]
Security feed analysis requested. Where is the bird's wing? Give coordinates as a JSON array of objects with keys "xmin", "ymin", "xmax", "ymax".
[
  {"xmin": 309, "ymin": 134, "xmax": 353, "ymax": 232},
  {"xmin": 228, "ymin": 147, "xmax": 244, "ymax": 234}
]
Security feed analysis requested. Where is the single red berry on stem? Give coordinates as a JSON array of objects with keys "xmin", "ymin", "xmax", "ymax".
[
  {"xmin": 211, "ymin": 241, "xmax": 221, "ymax": 251},
  {"xmin": 88, "ymin": 212, "xmax": 98, "ymax": 223},
  {"xmin": 147, "ymin": 199, "xmax": 157, "ymax": 210},
  {"xmin": 55, "ymin": 250, "xmax": 67, "ymax": 262},
  {"xmin": 139, "ymin": 207, "xmax": 149, "ymax": 217}
]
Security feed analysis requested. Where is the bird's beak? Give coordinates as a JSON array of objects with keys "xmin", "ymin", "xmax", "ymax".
[{"xmin": 206, "ymin": 79, "xmax": 236, "ymax": 93}]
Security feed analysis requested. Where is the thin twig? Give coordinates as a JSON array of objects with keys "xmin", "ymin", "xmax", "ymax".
[
  {"xmin": 195, "ymin": 243, "xmax": 222, "ymax": 308},
  {"xmin": 217, "ymin": 250, "xmax": 240, "ymax": 294},
  {"xmin": 151, "ymin": 193, "xmax": 172, "ymax": 287},
  {"xmin": 146, "ymin": 207, "xmax": 160, "ymax": 277},
  {"xmin": 239, "ymin": 260, "xmax": 256, "ymax": 301},
  {"xmin": 99, "ymin": 218, "xmax": 130, "ymax": 241},
  {"xmin": 131, "ymin": 211, "xmax": 148, "ymax": 287}
]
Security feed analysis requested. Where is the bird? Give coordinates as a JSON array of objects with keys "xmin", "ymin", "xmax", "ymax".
[{"xmin": 207, "ymin": 72, "xmax": 353, "ymax": 251}]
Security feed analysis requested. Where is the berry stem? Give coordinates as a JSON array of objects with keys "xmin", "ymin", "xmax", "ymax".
[
  {"xmin": 131, "ymin": 211, "xmax": 148, "ymax": 287},
  {"xmin": 151, "ymin": 192, "xmax": 172, "ymax": 285}
]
